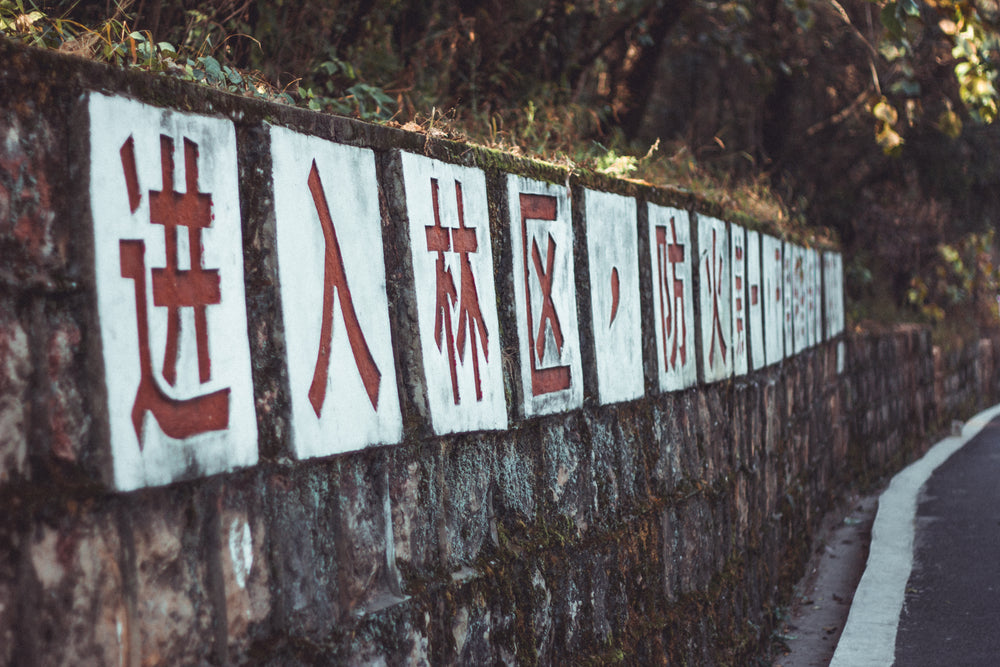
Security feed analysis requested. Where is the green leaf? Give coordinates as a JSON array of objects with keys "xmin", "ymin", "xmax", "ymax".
[
  {"xmin": 876, "ymin": 123, "xmax": 904, "ymax": 155},
  {"xmin": 881, "ymin": 3, "xmax": 904, "ymax": 39},
  {"xmin": 201, "ymin": 55, "xmax": 222, "ymax": 83},
  {"xmin": 879, "ymin": 39, "xmax": 906, "ymax": 61},
  {"xmin": 872, "ymin": 99, "xmax": 899, "ymax": 124},
  {"xmin": 890, "ymin": 79, "xmax": 921, "ymax": 96}
]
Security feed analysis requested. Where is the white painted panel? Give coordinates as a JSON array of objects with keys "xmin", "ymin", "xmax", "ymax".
[
  {"xmin": 89, "ymin": 93, "xmax": 258, "ymax": 491},
  {"xmin": 507, "ymin": 176, "xmax": 583, "ymax": 417},
  {"xmin": 648, "ymin": 204, "xmax": 697, "ymax": 391},
  {"xmin": 793, "ymin": 245, "xmax": 808, "ymax": 354},
  {"xmin": 763, "ymin": 234, "xmax": 784, "ymax": 365},
  {"xmin": 835, "ymin": 253, "xmax": 846, "ymax": 334},
  {"xmin": 698, "ymin": 215, "xmax": 732, "ymax": 382},
  {"xmin": 783, "ymin": 242, "xmax": 795, "ymax": 356},
  {"xmin": 400, "ymin": 152, "xmax": 507, "ymax": 434},
  {"xmin": 804, "ymin": 248, "xmax": 815, "ymax": 348},
  {"xmin": 270, "ymin": 125, "xmax": 402, "ymax": 458},
  {"xmin": 584, "ymin": 189, "xmax": 643, "ymax": 404},
  {"xmin": 731, "ymin": 223, "xmax": 748, "ymax": 377},
  {"xmin": 747, "ymin": 229, "xmax": 766, "ymax": 371},
  {"xmin": 824, "ymin": 251, "xmax": 845, "ymax": 338},
  {"xmin": 812, "ymin": 248, "xmax": 824, "ymax": 343}
]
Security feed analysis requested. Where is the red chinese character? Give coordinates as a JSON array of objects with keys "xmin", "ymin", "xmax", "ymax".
[
  {"xmin": 705, "ymin": 228, "xmax": 728, "ymax": 365},
  {"xmin": 734, "ymin": 243, "xmax": 745, "ymax": 340},
  {"xmin": 774, "ymin": 247, "xmax": 782, "ymax": 304},
  {"xmin": 519, "ymin": 194, "xmax": 570, "ymax": 395},
  {"xmin": 656, "ymin": 217, "xmax": 687, "ymax": 370},
  {"xmin": 794, "ymin": 255, "xmax": 804, "ymax": 321},
  {"xmin": 118, "ymin": 135, "xmax": 229, "ymax": 445},
  {"xmin": 426, "ymin": 179, "xmax": 490, "ymax": 404},
  {"xmin": 306, "ymin": 161, "xmax": 381, "ymax": 417}
]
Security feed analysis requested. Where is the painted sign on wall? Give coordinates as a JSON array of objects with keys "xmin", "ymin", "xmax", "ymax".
[
  {"xmin": 87, "ymin": 93, "xmax": 850, "ymax": 477},
  {"xmin": 824, "ymin": 251, "xmax": 845, "ymax": 339},
  {"xmin": 793, "ymin": 245, "xmax": 808, "ymax": 355},
  {"xmin": 400, "ymin": 152, "xmax": 507, "ymax": 434},
  {"xmin": 270, "ymin": 125, "xmax": 402, "ymax": 458},
  {"xmin": 698, "ymin": 215, "xmax": 732, "ymax": 383},
  {"xmin": 89, "ymin": 93, "xmax": 258, "ymax": 491},
  {"xmin": 747, "ymin": 229, "xmax": 766, "ymax": 371},
  {"xmin": 731, "ymin": 223, "xmax": 748, "ymax": 377},
  {"xmin": 811, "ymin": 248, "xmax": 823, "ymax": 345},
  {"xmin": 763, "ymin": 234, "xmax": 784, "ymax": 365},
  {"xmin": 585, "ymin": 189, "xmax": 643, "ymax": 404},
  {"xmin": 648, "ymin": 203, "xmax": 697, "ymax": 391},
  {"xmin": 783, "ymin": 243, "xmax": 795, "ymax": 355},
  {"xmin": 507, "ymin": 176, "xmax": 584, "ymax": 417}
]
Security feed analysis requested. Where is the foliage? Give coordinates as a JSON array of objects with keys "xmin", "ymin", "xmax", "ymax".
[
  {"xmin": 4, "ymin": 0, "xmax": 1000, "ymax": 339},
  {"xmin": 907, "ymin": 231, "xmax": 1000, "ymax": 325},
  {"xmin": 0, "ymin": 0, "xmax": 395, "ymax": 118},
  {"xmin": 871, "ymin": 0, "xmax": 1000, "ymax": 150}
]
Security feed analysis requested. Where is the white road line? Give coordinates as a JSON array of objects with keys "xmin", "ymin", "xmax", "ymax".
[{"xmin": 831, "ymin": 402, "xmax": 1000, "ymax": 666}]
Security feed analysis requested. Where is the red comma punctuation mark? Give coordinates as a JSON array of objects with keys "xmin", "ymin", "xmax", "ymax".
[{"xmin": 609, "ymin": 266, "xmax": 620, "ymax": 327}]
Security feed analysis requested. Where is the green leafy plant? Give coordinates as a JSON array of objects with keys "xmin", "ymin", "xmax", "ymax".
[
  {"xmin": 0, "ymin": 1, "xmax": 398, "ymax": 118},
  {"xmin": 907, "ymin": 231, "xmax": 1000, "ymax": 326}
]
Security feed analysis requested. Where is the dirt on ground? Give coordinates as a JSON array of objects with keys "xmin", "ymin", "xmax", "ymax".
[{"xmin": 770, "ymin": 491, "xmax": 881, "ymax": 667}]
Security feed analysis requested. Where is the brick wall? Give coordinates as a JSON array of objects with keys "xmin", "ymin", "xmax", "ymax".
[{"xmin": 2, "ymin": 37, "xmax": 997, "ymax": 665}]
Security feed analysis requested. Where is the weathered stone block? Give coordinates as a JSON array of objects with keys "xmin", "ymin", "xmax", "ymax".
[
  {"xmin": 673, "ymin": 496, "xmax": 716, "ymax": 595},
  {"xmin": 218, "ymin": 480, "xmax": 271, "ymax": 662},
  {"xmin": 540, "ymin": 414, "xmax": 593, "ymax": 535},
  {"xmin": 0, "ymin": 530, "xmax": 12, "ymax": 666},
  {"xmin": 587, "ymin": 405, "xmax": 651, "ymax": 522},
  {"xmin": 335, "ymin": 455, "xmax": 402, "ymax": 617},
  {"xmin": 651, "ymin": 394, "xmax": 684, "ymax": 494},
  {"xmin": 494, "ymin": 431, "xmax": 536, "ymax": 519},
  {"xmin": 445, "ymin": 589, "xmax": 498, "ymax": 665},
  {"xmin": 128, "ymin": 492, "xmax": 218, "ymax": 665},
  {"xmin": 265, "ymin": 464, "xmax": 342, "ymax": 638},
  {"xmin": 440, "ymin": 435, "xmax": 496, "ymax": 569},
  {"xmin": 0, "ymin": 102, "xmax": 76, "ymax": 287},
  {"xmin": 345, "ymin": 601, "xmax": 432, "ymax": 666},
  {"xmin": 0, "ymin": 300, "xmax": 29, "ymax": 483},
  {"xmin": 41, "ymin": 304, "xmax": 93, "ymax": 473},
  {"xmin": 528, "ymin": 565, "xmax": 556, "ymax": 659},
  {"xmin": 388, "ymin": 442, "xmax": 442, "ymax": 582},
  {"xmin": 547, "ymin": 555, "xmax": 587, "ymax": 657},
  {"xmin": 27, "ymin": 510, "xmax": 126, "ymax": 665},
  {"xmin": 699, "ymin": 386, "xmax": 732, "ymax": 481}
]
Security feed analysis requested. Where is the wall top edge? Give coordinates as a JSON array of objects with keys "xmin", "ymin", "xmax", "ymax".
[{"xmin": 0, "ymin": 35, "xmax": 836, "ymax": 249}]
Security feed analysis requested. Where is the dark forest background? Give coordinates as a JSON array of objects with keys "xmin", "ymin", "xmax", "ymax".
[{"xmin": 6, "ymin": 0, "xmax": 1000, "ymax": 340}]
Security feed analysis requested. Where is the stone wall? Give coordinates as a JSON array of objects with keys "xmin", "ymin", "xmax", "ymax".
[{"xmin": 1, "ymin": 37, "xmax": 998, "ymax": 666}]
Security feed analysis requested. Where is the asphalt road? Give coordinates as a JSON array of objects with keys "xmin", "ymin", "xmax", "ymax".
[
  {"xmin": 832, "ymin": 404, "xmax": 1000, "ymax": 666},
  {"xmin": 894, "ymin": 415, "xmax": 1000, "ymax": 665}
]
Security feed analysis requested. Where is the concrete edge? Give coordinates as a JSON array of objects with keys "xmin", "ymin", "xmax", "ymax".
[{"xmin": 830, "ymin": 402, "xmax": 1000, "ymax": 666}]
